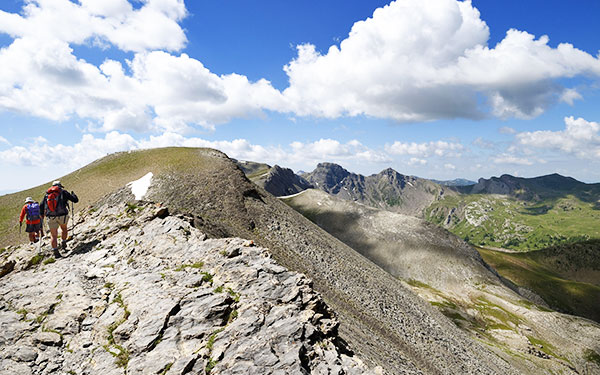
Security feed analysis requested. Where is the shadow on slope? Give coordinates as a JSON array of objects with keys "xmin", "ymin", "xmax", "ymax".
[{"xmin": 283, "ymin": 189, "xmax": 600, "ymax": 374}]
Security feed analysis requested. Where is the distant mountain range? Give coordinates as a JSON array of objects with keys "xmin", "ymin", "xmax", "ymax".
[
  {"xmin": 235, "ymin": 161, "xmax": 600, "ymax": 251},
  {"xmin": 429, "ymin": 174, "xmax": 600, "ymax": 250},
  {"xmin": 457, "ymin": 173, "xmax": 600, "ymax": 202},
  {"xmin": 301, "ymin": 162, "xmax": 456, "ymax": 217},
  {"xmin": 431, "ymin": 178, "xmax": 476, "ymax": 186}
]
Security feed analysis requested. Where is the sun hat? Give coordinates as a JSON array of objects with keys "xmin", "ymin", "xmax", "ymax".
[
  {"xmin": 52, "ymin": 180, "xmax": 63, "ymax": 187},
  {"xmin": 25, "ymin": 197, "xmax": 34, "ymax": 203}
]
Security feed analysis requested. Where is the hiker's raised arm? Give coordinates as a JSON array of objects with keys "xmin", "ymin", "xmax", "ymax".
[{"xmin": 67, "ymin": 190, "xmax": 79, "ymax": 203}]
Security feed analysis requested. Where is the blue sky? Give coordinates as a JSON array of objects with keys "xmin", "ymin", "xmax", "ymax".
[{"xmin": 1, "ymin": 0, "xmax": 600, "ymax": 193}]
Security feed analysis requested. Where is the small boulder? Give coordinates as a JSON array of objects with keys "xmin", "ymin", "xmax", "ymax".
[
  {"xmin": 32, "ymin": 332, "xmax": 62, "ymax": 347},
  {"xmin": 154, "ymin": 207, "xmax": 169, "ymax": 219}
]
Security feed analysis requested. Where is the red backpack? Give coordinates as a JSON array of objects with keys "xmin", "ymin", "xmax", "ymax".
[{"xmin": 46, "ymin": 186, "xmax": 61, "ymax": 213}]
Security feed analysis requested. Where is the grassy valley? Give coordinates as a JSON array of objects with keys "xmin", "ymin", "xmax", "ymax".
[
  {"xmin": 426, "ymin": 193, "xmax": 600, "ymax": 251},
  {"xmin": 477, "ymin": 241, "xmax": 600, "ymax": 322}
]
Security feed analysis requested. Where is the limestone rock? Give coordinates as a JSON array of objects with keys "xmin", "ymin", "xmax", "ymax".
[{"xmin": 0, "ymin": 199, "xmax": 375, "ymax": 375}]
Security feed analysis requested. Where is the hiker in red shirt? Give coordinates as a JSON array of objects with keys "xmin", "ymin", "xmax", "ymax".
[
  {"xmin": 19, "ymin": 197, "xmax": 43, "ymax": 244},
  {"xmin": 40, "ymin": 180, "xmax": 78, "ymax": 258}
]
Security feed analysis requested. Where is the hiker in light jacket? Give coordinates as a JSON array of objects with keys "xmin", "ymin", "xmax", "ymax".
[
  {"xmin": 41, "ymin": 180, "xmax": 78, "ymax": 257},
  {"xmin": 19, "ymin": 197, "xmax": 43, "ymax": 244}
]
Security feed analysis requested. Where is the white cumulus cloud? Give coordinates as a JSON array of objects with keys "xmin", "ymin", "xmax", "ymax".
[
  {"xmin": 408, "ymin": 158, "xmax": 427, "ymax": 166},
  {"xmin": 0, "ymin": 0, "xmax": 187, "ymax": 52},
  {"xmin": 516, "ymin": 116, "xmax": 600, "ymax": 158},
  {"xmin": 1, "ymin": 0, "xmax": 600, "ymax": 134},
  {"xmin": 0, "ymin": 1, "xmax": 285, "ymax": 133},
  {"xmin": 282, "ymin": 0, "xmax": 600, "ymax": 122}
]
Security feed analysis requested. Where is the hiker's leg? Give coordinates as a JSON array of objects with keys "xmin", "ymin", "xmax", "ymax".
[
  {"xmin": 28, "ymin": 232, "xmax": 35, "ymax": 242},
  {"xmin": 50, "ymin": 228, "xmax": 58, "ymax": 249},
  {"xmin": 59, "ymin": 223, "xmax": 68, "ymax": 241}
]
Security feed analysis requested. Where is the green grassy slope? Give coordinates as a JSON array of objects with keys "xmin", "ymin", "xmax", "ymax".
[
  {"xmin": 0, "ymin": 147, "xmax": 214, "ymax": 248},
  {"xmin": 478, "ymin": 243, "xmax": 600, "ymax": 322},
  {"xmin": 427, "ymin": 194, "xmax": 600, "ymax": 251}
]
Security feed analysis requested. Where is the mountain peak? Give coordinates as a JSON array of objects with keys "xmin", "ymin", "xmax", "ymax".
[
  {"xmin": 315, "ymin": 162, "xmax": 350, "ymax": 175},
  {"xmin": 378, "ymin": 167, "xmax": 400, "ymax": 177}
]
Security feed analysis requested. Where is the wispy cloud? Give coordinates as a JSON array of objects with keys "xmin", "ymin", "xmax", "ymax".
[
  {"xmin": 499, "ymin": 127, "xmax": 516, "ymax": 135},
  {"xmin": 492, "ymin": 154, "xmax": 534, "ymax": 166},
  {"xmin": 386, "ymin": 140, "xmax": 464, "ymax": 157},
  {"xmin": 0, "ymin": 133, "xmax": 390, "ymax": 172}
]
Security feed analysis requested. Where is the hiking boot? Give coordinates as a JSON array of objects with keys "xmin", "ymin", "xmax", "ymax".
[
  {"xmin": 61, "ymin": 240, "xmax": 67, "ymax": 250},
  {"xmin": 52, "ymin": 248, "xmax": 62, "ymax": 258}
]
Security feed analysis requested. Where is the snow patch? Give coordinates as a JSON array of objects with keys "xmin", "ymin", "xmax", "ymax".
[
  {"xmin": 128, "ymin": 172, "xmax": 153, "ymax": 200},
  {"xmin": 277, "ymin": 190, "xmax": 308, "ymax": 199}
]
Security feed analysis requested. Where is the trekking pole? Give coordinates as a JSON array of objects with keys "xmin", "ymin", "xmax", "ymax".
[{"xmin": 71, "ymin": 200, "xmax": 75, "ymax": 239}]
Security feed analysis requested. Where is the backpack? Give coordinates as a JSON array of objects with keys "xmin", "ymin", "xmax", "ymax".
[
  {"xmin": 26, "ymin": 202, "xmax": 40, "ymax": 221},
  {"xmin": 46, "ymin": 186, "xmax": 62, "ymax": 213}
]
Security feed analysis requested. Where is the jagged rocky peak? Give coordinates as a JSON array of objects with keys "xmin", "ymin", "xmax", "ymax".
[
  {"xmin": 0, "ymin": 189, "xmax": 376, "ymax": 374},
  {"xmin": 304, "ymin": 162, "xmax": 453, "ymax": 217},
  {"xmin": 375, "ymin": 168, "xmax": 410, "ymax": 183},
  {"xmin": 304, "ymin": 163, "xmax": 360, "ymax": 192},
  {"xmin": 471, "ymin": 175, "xmax": 514, "ymax": 195}
]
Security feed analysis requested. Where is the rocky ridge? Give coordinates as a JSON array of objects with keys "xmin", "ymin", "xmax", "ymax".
[
  {"xmin": 146, "ymin": 150, "xmax": 521, "ymax": 374},
  {"xmin": 0, "ymin": 192, "xmax": 376, "ymax": 374}
]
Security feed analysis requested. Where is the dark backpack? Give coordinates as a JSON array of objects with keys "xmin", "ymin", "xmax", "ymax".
[
  {"xmin": 46, "ymin": 186, "xmax": 62, "ymax": 213},
  {"xmin": 26, "ymin": 202, "xmax": 40, "ymax": 221}
]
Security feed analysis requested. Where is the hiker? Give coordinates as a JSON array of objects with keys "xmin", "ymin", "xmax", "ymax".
[
  {"xmin": 41, "ymin": 180, "xmax": 78, "ymax": 257},
  {"xmin": 19, "ymin": 197, "xmax": 43, "ymax": 244}
]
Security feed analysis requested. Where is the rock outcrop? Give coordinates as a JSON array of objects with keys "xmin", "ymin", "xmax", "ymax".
[
  {"xmin": 0, "ymin": 196, "xmax": 375, "ymax": 374},
  {"xmin": 247, "ymin": 165, "xmax": 313, "ymax": 197}
]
